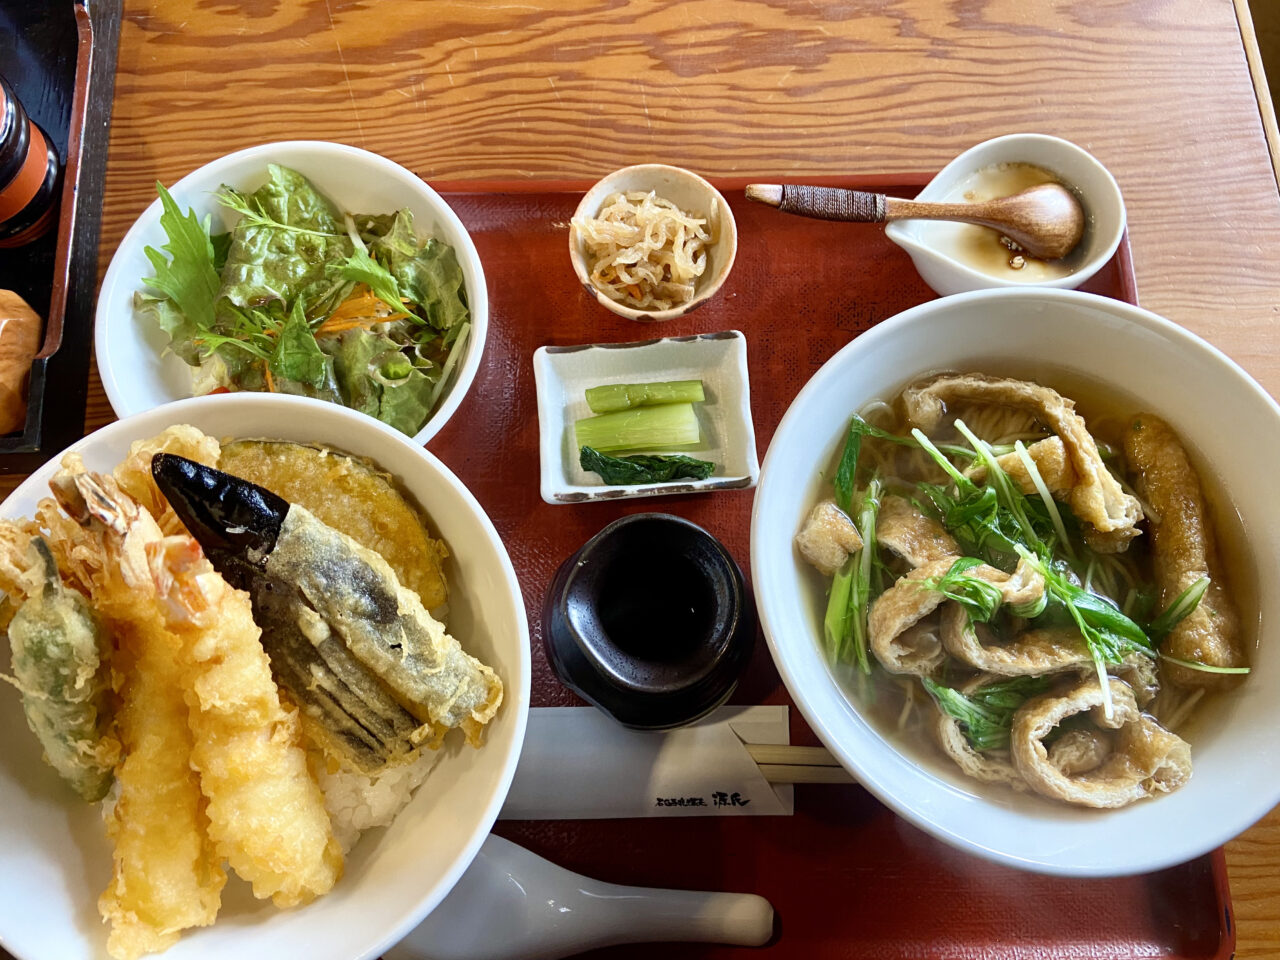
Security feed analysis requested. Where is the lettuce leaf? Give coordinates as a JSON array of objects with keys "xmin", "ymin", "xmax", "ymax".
[
  {"xmin": 377, "ymin": 366, "xmax": 436, "ymax": 435},
  {"xmin": 269, "ymin": 300, "xmax": 329, "ymax": 389},
  {"xmin": 324, "ymin": 328, "xmax": 439, "ymax": 435},
  {"xmin": 325, "ymin": 328, "xmax": 388, "ymax": 418},
  {"xmin": 391, "ymin": 238, "xmax": 469, "ymax": 329},
  {"xmin": 218, "ymin": 165, "xmax": 350, "ymax": 309},
  {"xmin": 358, "ymin": 209, "xmax": 419, "ymax": 261}
]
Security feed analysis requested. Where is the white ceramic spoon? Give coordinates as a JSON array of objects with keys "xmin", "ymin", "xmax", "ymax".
[{"xmin": 385, "ymin": 835, "xmax": 775, "ymax": 960}]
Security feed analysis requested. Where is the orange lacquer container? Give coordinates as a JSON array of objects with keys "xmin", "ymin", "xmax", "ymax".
[{"xmin": 0, "ymin": 74, "xmax": 60, "ymax": 249}]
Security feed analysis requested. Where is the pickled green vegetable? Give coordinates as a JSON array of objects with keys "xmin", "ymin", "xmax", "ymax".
[
  {"xmin": 579, "ymin": 446, "xmax": 714, "ymax": 484},
  {"xmin": 584, "ymin": 379, "xmax": 705, "ymax": 413},
  {"xmin": 573, "ymin": 402, "xmax": 700, "ymax": 452}
]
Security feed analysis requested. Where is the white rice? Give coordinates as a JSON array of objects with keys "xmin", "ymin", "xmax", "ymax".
[{"xmin": 316, "ymin": 749, "xmax": 443, "ymax": 853}]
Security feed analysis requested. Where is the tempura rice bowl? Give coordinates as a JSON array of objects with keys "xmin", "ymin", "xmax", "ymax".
[
  {"xmin": 0, "ymin": 393, "xmax": 530, "ymax": 960},
  {"xmin": 750, "ymin": 287, "xmax": 1280, "ymax": 876}
]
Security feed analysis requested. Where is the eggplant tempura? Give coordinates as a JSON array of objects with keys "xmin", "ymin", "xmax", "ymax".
[
  {"xmin": 798, "ymin": 373, "xmax": 1247, "ymax": 809},
  {"xmin": 0, "ymin": 425, "xmax": 502, "ymax": 958}
]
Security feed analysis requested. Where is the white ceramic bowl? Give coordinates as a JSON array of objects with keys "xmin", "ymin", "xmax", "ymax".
[
  {"xmin": 569, "ymin": 164, "xmax": 738, "ymax": 322},
  {"xmin": 885, "ymin": 134, "xmax": 1126, "ymax": 295},
  {"xmin": 95, "ymin": 141, "xmax": 488, "ymax": 445},
  {"xmin": 0, "ymin": 393, "xmax": 530, "ymax": 960},
  {"xmin": 750, "ymin": 287, "xmax": 1280, "ymax": 876}
]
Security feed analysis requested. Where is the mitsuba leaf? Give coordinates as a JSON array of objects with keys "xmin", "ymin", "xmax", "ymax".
[
  {"xmin": 334, "ymin": 242, "xmax": 406, "ymax": 318},
  {"xmin": 924, "ymin": 556, "xmax": 1004, "ymax": 623},
  {"xmin": 1147, "ymin": 576, "xmax": 1209, "ymax": 640},
  {"xmin": 134, "ymin": 292, "xmax": 204, "ymax": 365},
  {"xmin": 923, "ymin": 676, "xmax": 1051, "ymax": 752},
  {"xmin": 141, "ymin": 182, "xmax": 221, "ymax": 332},
  {"xmin": 579, "ymin": 446, "xmax": 715, "ymax": 484}
]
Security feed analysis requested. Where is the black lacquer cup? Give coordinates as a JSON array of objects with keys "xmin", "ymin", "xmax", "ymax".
[{"xmin": 542, "ymin": 513, "xmax": 754, "ymax": 729}]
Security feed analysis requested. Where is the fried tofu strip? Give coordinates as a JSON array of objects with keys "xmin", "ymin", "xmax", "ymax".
[
  {"xmin": 876, "ymin": 495, "xmax": 958, "ymax": 568},
  {"xmin": 100, "ymin": 628, "xmax": 225, "ymax": 960},
  {"xmin": 970, "ymin": 436, "xmax": 1077, "ymax": 498},
  {"xmin": 1124, "ymin": 413, "xmax": 1245, "ymax": 690},
  {"xmin": 51, "ymin": 463, "xmax": 343, "ymax": 911},
  {"xmin": 904, "ymin": 373, "xmax": 1142, "ymax": 547},
  {"xmin": 795, "ymin": 500, "xmax": 862, "ymax": 576}
]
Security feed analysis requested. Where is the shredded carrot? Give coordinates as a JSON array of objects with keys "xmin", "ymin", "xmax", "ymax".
[
  {"xmin": 263, "ymin": 364, "xmax": 276, "ymax": 393},
  {"xmin": 315, "ymin": 285, "xmax": 410, "ymax": 336},
  {"xmin": 316, "ymin": 316, "xmax": 401, "ymax": 337}
]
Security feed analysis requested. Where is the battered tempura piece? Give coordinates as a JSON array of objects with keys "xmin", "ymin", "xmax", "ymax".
[
  {"xmin": 267, "ymin": 507, "xmax": 503, "ymax": 746},
  {"xmin": 152, "ymin": 454, "xmax": 503, "ymax": 764},
  {"xmin": 51, "ymin": 461, "xmax": 343, "ymax": 913},
  {"xmin": 100, "ymin": 629, "xmax": 225, "ymax": 960},
  {"xmin": 112, "ymin": 425, "xmax": 222, "ymax": 535},
  {"xmin": 152, "ymin": 532, "xmax": 344, "ymax": 906},
  {"xmin": 1, "ymin": 535, "xmax": 118, "ymax": 801}
]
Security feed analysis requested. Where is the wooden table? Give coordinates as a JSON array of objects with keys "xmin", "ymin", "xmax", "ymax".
[{"xmin": 21, "ymin": 0, "xmax": 1280, "ymax": 954}]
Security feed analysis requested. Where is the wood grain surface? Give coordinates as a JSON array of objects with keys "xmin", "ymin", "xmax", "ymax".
[{"xmin": 17, "ymin": 0, "xmax": 1280, "ymax": 953}]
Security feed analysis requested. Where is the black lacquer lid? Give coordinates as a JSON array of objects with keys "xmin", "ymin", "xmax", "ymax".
[{"xmin": 542, "ymin": 513, "xmax": 754, "ymax": 729}]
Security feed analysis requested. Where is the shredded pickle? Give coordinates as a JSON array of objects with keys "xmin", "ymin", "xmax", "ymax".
[{"xmin": 573, "ymin": 190, "xmax": 712, "ymax": 310}]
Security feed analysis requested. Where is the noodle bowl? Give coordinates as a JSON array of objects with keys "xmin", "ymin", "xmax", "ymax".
[{"xmin": 751, "ymin": 288, "xmax": 1280, "ymax": 875}]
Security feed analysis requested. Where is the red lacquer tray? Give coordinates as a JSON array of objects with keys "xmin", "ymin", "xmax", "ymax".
[{"xmin": 426, "ymin": 178, "xmax": 1231, "ymax": 960}]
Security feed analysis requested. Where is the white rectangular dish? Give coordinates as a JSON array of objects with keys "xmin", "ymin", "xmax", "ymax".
[{"xmin": 532, "ymin": 330, "xmax": 759, "ymax": 504}]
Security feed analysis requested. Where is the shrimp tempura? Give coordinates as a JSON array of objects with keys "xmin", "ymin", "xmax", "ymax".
[
  {"xmin": 100, "ymin": 625, "xmax": 225, "ymax": 960},
  {"xmin": 157, "ymin": 533, "xmax": 344, "ymax": 905},
  {"xmin": 49, "ymin": 460, "xmax": 342, "ymax": 923}
]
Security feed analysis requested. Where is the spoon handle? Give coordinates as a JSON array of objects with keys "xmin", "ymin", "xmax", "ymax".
[{"xmin": 746, "ymin": 183, "xmax": 887, "ymax": 222}]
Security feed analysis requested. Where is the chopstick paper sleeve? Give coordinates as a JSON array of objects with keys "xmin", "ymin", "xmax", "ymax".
[{"xmin": 499, "ymin": 705, "xmax": 794, "ymax": 819}]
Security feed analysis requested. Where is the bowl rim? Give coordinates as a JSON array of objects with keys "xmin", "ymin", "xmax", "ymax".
[
  {"xmin": 750, "ymin": 285, "xmax": 1280, "ymax": 876},
  {"xmin": 93, "ymin": 140, "xmax": 489, "ymax": 446},
  {"xmin": 568, "ymin": 163, "xmax": 739, "ymax": 322},
  {"xmin": 885, "ymin": 133, "xmax": 1127, "ymax": 291},
  {"xmin": 0, "ymin": 391, "xmax": 531, "ymax": 959}
]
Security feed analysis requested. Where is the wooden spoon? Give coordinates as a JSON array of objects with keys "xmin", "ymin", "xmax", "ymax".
[{"xmin": 745, "ymin": 182, "xmax": 1085, "ymax": 260}]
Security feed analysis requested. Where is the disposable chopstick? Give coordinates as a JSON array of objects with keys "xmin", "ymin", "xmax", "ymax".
[
  {"xmin": 745, "ymin": 743, "xmax": 857, "ymax": 785},
  {"xmin": 756, "ymin": 764, "xmax": 857, "ymax": 784}
]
